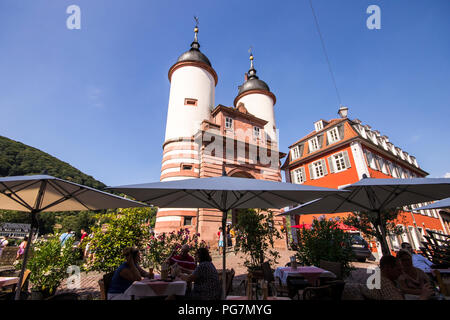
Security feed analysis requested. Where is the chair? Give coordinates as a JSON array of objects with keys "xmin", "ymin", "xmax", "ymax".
[
  {"xmin": 98, "ymin": 271, "xmax": 115, "ymax": 300},
  {"xmin": 45, "ymin": 292, "xmax": 80, "ymax": 300},
  {"xmin": 217, "ymin": 269, "xmax": 235, "ymax": 296},
  {"xmin": 3, "ymin": 269, "xmax": 31, "ymax": 294},
  {"xmin": 303, "ymin": 285, "xmax": 333, "ymax": 301},
  {"xmin": 286, "ymin": 275, "xmax": 309, "ymax": 300},
  {"xmin": 261, "ymin": 262, "xmax": 289, "ymax": 297},
  {"xmin": 0, "ymin": 247, "xmax": 17, "ymax": 275},
  {"xmin": 434, "ymin": 270, "xmax": 450, "ymax": 296},
  {"xmin": 319, "ymin": 260, "xmax": 343, "ymax": 282}
]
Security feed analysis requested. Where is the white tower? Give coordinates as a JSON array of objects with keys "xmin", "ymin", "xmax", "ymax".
[
  {"xmin": 165, "ymin": 26, "xmax": 218, "ymax": 142},
  {"xmin": 234, "ymin": 53, "xmax": 277, "ymax": 143},
  {"xmin": 156, "ymin": 23, "xmax": 218, "ymax": 234}
]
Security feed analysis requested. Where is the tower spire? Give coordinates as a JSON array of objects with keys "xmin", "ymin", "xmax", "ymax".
[
  {"xmin": 192, "ymin": 16, "xmax": 200, "ymax": 50},
  {"xmin": 247, "ymin": 47, "xmax": 258, "ymax": 80}
]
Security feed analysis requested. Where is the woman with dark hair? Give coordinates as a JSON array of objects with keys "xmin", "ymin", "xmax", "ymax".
[{"xmin": 179, "ymin": 247, "xmax": 221, "ymax": 300}]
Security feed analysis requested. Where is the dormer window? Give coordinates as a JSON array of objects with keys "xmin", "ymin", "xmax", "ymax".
[
  {"xmin": 314, "ymin": 120, "xmax": 324, "ymax": 132},
  {"xmin": 327, "ymin": 127, "xmax": 341, "ymax": 144},
  {"xmin": 225, "ymin": 117, "xmax": 233, "ymax": 129},
  {"xmin": 308, "ymin": 137, "xmax": 320, "ymax": 152}
]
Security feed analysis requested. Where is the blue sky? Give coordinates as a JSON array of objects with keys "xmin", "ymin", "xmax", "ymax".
[{"xmin": 0, "ymin": 0, "xmax": 449, "ymax": 186}]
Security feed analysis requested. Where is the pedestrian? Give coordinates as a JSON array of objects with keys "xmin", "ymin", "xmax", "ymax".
[
  {"xmin": 217, "ymin": 227, "xmax": 224, "ymax": 255},
  {"xmin": 16, "ymin": 236, "xmax": 28, "ymax": 260},
  {"xmin": 0, "ymin": 236, "xmax": 9, "ymax": 257},
  {"xmin": 226, "ymin": 225, "xmax": 232, "ymax": 248},
  {"xmin": 80, "ymin": 229, "xmax": 88, "ymax": 242},
  {"xmin": 60, "ymin": 229, "xmax": 74, "ymax": 246}
]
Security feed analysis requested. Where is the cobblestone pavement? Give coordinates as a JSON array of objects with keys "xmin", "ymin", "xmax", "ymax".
[{"xmin": 56, "ymin": 249, "xmax": 377, "ymax": 299}]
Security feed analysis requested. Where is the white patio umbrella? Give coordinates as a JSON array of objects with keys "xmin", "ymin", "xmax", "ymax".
[
  {"xmin": 0, "ymin": 175, "xmax": 148, "ymax": 300},
  {"xmin": 279, "ymin": 177, "xmax": 450, "ymax": 256},
  {"xmin": 108, "ymin": 170, "xmax": 346, "ymax": 299},
  {"xmin": 415, "ymin": 198, "xmax": 450, "ymax": 210}
]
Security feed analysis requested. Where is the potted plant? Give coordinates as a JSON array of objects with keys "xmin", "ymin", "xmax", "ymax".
[
  {"xmin": 293, "ymin": 217, "xmax": 355, "ymax": 278},
  {"xmin": 233, "ymin": 209, "xmax": 282, "ymax": 275},
  {"xmin": 24, "ymin": 234, "xmax": 81, "ymax": 299}
]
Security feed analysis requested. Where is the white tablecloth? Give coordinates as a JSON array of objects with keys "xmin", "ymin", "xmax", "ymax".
[
  {"xmin": 124, "ymin": 279, "xmax": 187, "ymax": 299},
  {"xmin": 274, "ymin": 266, "xmax": 336, "ymax": 285}
]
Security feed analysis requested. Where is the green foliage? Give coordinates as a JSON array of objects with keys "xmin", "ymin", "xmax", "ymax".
[
  {"xmin": 293, "ymin": 218, "xmax": 355, "ymax": 278},
  {"xmin": 25, "ymin": 235, "xmax": 81, "ymax": 294},
  {"xmin": 0, "ymin": 135, "xmax": 105, "ymax": 188},
  {"xmin": 233, "ymin": 209, "xmax": 282, "ymax": 270},
  {"xmin": 343, "ymin": 209, "xmax": 405, "ymax": 248},
  {"xmin": 86, "ymin": 207, "xmax": 156, "ymax": 273},
  {"xmin": 142, "ymin": 228, "xmax": 208, "ymax": 272}
]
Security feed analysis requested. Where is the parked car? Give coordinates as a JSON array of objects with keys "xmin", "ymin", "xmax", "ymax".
[{"xmin": 349, "ymin": 233, "xmax": 371, "ymax": 262}]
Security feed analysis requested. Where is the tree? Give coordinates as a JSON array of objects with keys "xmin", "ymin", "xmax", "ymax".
[
  {"xmin": 233, "ymin": 209, "xmax": 282, "ymax": 271},
  {"xmin": 343, "ymin": 208, "xmax": 405, "ymax": 255},
  {"xmin": 293, "ymin": 217, "xmax": 355, "ymax": 278},
  {"xmin": 86, "ymin": 207, "xmax": 156, "ymax": 273}
]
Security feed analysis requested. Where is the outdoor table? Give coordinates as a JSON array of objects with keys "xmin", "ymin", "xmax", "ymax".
[
  {"xmin": 124, "ymin": 278, "xmax": 187, "ymax": 300},
  {"xmin": 0, "ymin": 276, "xmax": 19, "ymax": 289},
  {"xmin": 274, "ymin": 266, "xmax": 336, "ymax": 286},
  {"xmin": 226, "ymin": 295, "xmax": 291, "ymax": 300}
]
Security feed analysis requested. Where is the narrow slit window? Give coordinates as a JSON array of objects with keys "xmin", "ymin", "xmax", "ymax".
[{"xmin": 184, "ymin": 98, "xmax": 198, "ymax": 106}]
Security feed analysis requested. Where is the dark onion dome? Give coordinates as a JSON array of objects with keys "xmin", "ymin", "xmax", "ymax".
[
  {"xmin": 237, "ymin": 67, "xmax": 270, "ymax": 95},
  {"xmin": 234, "ymin": 53, "xmax": 276, "ymax": 106},
  {"xmin": 176, "ymin": 26, "xmax": 211, "ymax": 67}
]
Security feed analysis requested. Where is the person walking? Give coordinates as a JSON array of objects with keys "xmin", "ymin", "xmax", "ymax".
[
  {"xmin": 217, "ymin": 227, "xmax": 224, "ymax": 255},
  {"xmin": 0, "ymin": 236, "xmax": 9, "ymax": 257}
]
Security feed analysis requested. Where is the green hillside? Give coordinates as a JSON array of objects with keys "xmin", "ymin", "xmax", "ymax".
[{"xmin": 0, "ymin": 135, "xmax": 105, "ymax": 189}]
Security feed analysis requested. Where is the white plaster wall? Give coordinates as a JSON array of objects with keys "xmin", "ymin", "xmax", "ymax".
[
  {"xmin": 236, "ymin": 93, "xmax": 276, "ymax": 142},
  {"xmin": 165, "ymin": 66, "xmax": 215, "ymax": 141}
]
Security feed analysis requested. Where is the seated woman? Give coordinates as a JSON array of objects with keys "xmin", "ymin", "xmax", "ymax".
[
  {"xmin": 397, "ymin": 250, "xmax": 433, "ymax": 296},
  {"xmin": 179, "ymin": 247, "xmax": 221, "ymax": 300},
  {"xmin": 108, "ymin": 247, "xmax": 150, "ymax": 300}
]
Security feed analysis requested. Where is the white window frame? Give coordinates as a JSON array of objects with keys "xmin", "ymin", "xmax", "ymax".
[
  {"xmin": 292, "ymin": 167, "xmax": 306, "ymax": 184},
  {"xmin": 314, "ymin": 120, "xmax": 324, "ymax": 132},
  {"xmin": 327, "ymin": 127, "xmax": 341, "ymax": 144},
  {"xmin": 311, "ymin": 160, "xmax": 326, "ymax": 179},
  {"xmin": 365, "ymin": 150, "xmax": 377, "ymax": 170},
  {"xmin": 328, "ymin": 151, "xmax": 351, "ymax": 173},
  {"xmin": 225, "ymin": 117, "xmax": 233, "ymax": 129},
  {"xmin": 309, "ymin": 137, "xmax": 320, "ymax": 152},
  {"xmin": 253, "ymin": 126, "xmax": 261, "ymax": 139},
  {"xmin": 292, "ymin": 146, "xmax": 300, "ymax": 160}
]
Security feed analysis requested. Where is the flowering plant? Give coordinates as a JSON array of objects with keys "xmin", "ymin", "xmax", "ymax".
[{"xmin": 141, "ymin": 228, "xmax": 208, "ymax": 272}]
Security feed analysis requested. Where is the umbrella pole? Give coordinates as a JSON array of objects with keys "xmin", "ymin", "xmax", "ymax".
[
  {"xmin": 221, "ymin": 210, "xmax": 227, "ymax": 300},
  {"xmin": 14, "ymin": 211, "xmax": 36, "ymax": 300},
  {"xmin": 377, "ymin": 211, "xmax": 391, "ymax": 256}
]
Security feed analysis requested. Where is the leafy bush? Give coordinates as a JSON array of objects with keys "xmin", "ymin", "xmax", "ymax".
[
  {"xmin": 25, "ymin": 234, "xmax": 81, "ymax": 294},
  {"xmin": 142, "ymin": 228, "xmax": 208, "ymax": 272},
  {"xmin": 86, "ymin": 207, "xmax": 155, "ymax": 273},
  {"xmin": 293, "ymin": 217, "xmax": 355, "ymax": 278},
  {"xmin": 233, "ymin": 209, "xmax": 282, "ymax": 270}
]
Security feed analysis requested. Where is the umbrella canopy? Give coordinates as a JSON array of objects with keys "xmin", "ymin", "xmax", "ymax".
[
  {"xmin": 0, "ymin": 175, "xmax": 148, "ymax": 300},
  {"xmin": 108, "ymin": 174, "xmax": 346, "ymax": 298},
  {"xmin": 291, "ymin": 223, "xmax": 312, "ymax": 229},
  {"xmin": 279, "ymin": 177, "xmax": 450, "ymax": 255},
  {"xmin": 415, "ymin": 198, "xmax": 450, "ymax": 211},
  {"xmin": 108, "ymin": 176, "xmax": 343, "ymax": 211}
]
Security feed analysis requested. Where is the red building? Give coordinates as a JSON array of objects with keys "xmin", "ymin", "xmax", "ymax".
[{"xmin": 281, "ymin": 107, "xmax": 448, "ymax": 259}]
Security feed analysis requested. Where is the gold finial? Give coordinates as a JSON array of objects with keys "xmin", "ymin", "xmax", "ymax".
[
  {"xmin": 194, "ymin": 16, "xmax": 199, "ymax": 42},
  {"xmin": 248, "ymin": 46, "xmax": 254, "ymax": 69}
]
